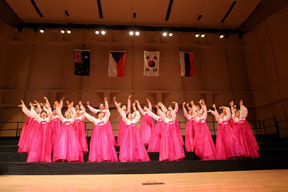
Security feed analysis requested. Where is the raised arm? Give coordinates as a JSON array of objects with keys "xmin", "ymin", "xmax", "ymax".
[
  {"xmin": 103, "ymin": 109, "xmax": 110, "ymax": 124},
  {"xmin": 147, "ymin": 109, "xmax": 160, "ymax": 121},
  {"xmin": 158, "ymin": 102, "xmax": 168, "ymax": 114},
  {"xmin": 224, "ymin": 106, "xmax": 231, "ymax": 119},
  {"xmin": 202, "ymin": 104, "xmax": 208, "ymax": 120},
  {"xmin": 209, "ymin": 104, "xmax": 220, "ymax": 122},
  {"xmin": 136, "ymin": 100, "xmax": 145, "ymax": 115},
  {"xmin": 173, "ymin": 102, "xmax": 178, "ymax": 113},
  {"xmin": 56, "ymin": 106, "xmax": 64, "ymax": 122},
  {"xmin": 87, "ymin": 103, "xmax": 100, "ymax": 114},
  {"xmin": 240, "ymin": 103, "xmax": 248, "ymax": 119},
  {"xmin": 44, "ymin": 97, "xmax": 52, "ymax": 114},
  {"xmin": 182, "ymin": 102, "xmax": 188, "ymax": 119},
  {"xmin": 133, "ymin": 111, "xmax": 141, "ymax": 123},
  {"xmin": 84, "ymin": 112, "xmax": 98, "ymax": 124},
  {"xmin": 147, "ymin": 99, "xmax": 152, "ymax": 111},
  {"xmin": 127, "ymin": 95, "xmax": 132, "ymax": 112},
  {"xmin": 157, "ymin": 107, "xmax": 167, "ymax": 122}
]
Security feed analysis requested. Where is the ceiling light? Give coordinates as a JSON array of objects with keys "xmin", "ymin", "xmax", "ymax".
[
  {"xmin": 95, "ymin": 30, "xmax": 100, "ymax": 35},
  {"xmin": 60, "ymin": 29, "xmax": 65, "ymax": 34},
  {"xmin": 168, "ymin": 32, "xmax": 173, "ymax": 37},
  {"xmin": 162, "ymin": 32, "xmax": 167, "ymax": 36},
  {"xmin": 201, "ymin": 33, "xmax": 205, "ymax": 38},
  {"xmin": 195, "ymin": 33, "xmax": 199, "ymax": 38},
  {"xmin": 67, "ymin": 29, "xmax": 71, "ymax": 34},
  {"xmin": 129, "ymin": 31, "xmax": 134, "ymax": 36},
  {"xmin": 135, "ymin": 31, "xmax": 140, "ymax": 36},
  {"xmin": 39, "ymin": 29, "xmax": 44, "ymax": 33},
  {"xmin": 101, "ymin": 30, "xmax": 106, "ymax": 35},
  {"xmin": 219, "ymin": 34, "xmax": 224, "ymax": 39}
]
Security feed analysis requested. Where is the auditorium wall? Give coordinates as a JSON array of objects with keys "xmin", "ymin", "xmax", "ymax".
[
  {"xmin": 244, "ymin": 5, "xmax": 288, "ymax": 137},
  {"xmin": 0, "ymin": 16, "xmax": 254, "ymax": 136}
]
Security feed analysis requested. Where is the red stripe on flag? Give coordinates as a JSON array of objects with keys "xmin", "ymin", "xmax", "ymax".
[
  {"xmin": 189, "ymin": 53, "xmax": 194, "ymax": 77},
  {"xmin": 117, "ymin": 53, "xmax": 125, "ymax": 77}
]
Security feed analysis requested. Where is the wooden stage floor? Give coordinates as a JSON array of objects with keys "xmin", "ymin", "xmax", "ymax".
[{"xmin": 0, "ymin": 170, "xmax": 287, "ymax": 192}]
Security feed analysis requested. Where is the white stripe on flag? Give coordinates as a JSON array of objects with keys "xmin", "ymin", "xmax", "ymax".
[
  {"xmin": 108, "ymin": 53, "xmax": 117, "ymax": 77},
  {"xmin": 179, "ymin": 52, "xmax": 185, "ymax": 76}
]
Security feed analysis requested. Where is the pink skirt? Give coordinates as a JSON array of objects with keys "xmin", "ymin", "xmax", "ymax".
[
  {"xmin": 73, "ymin": 120, "xmax": 88, "ymax": 153},
  {"xmin": 159, "ymin": 123, "xmax": 185, "ymax": 161},
  {"xmin": 216, "ymin": 122, "xmax": 244, "ymax": 159},
  {"xmin": 194, "ymin": 122, "xmax": 218, "ymax": 160},
  {"xmin": 18, "ymin": 120, "xmax": 39, "ymax": 153},
  {"xmin": 140, "ymin": 114, "xmax": 154, "ymax": 145},
  {"xmin": 185, "ymin": 119, "xmax": 195, "ymax": 152},
  {"xmin": 233, "ymin": 121, "xmax": 260, "ymax": 158},
  {"xmin": 27, "ymin": 121, "xmax": 52, "ymax": 162},
  {"xmin": 50, "ymin": 118, "xmax": 61, "ymax": 153},
  {"xmin": 175, "ymin": 120, "xmax": 184, "ymax": 145},
  {"xmin": 18, "ymin": 117, "xmax": 32, "ymax": 149},
  {"xmin": 53, "ymin": 122, "xmax": 84, "ymax": 162},
  {"xmin": 89, "ymin": 124, "xmax": 118, "ymax": 162},
  {"xmin": 119, "ymin": 124, "xmax": 150, "ymax": 162},
  {"xmin": 117, "ymin": 118, "xmax": 126, "ymax": 146},
  {"xmin": 107, "ymin": 120, "xmax": 116, "ymax": 146},
  {"xmin": 147, "ymin": 120, "xmax": 163, "ymax": 152}
]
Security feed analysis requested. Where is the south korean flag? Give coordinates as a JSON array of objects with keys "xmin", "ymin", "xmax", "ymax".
[{"xmin": 144, "ymin": 51, "xmax": 160, "ymax": 76}]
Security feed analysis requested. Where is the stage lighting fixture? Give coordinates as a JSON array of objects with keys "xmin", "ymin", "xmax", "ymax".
[
  {"xmin": 224, "ymin": 33, "xmax": 229, "ymax": 38},
  {"xmin": 135, "ymin": 31, "xmax": 140, "ymax": 36},
  {"xmin": 60, "ymin": 29, "xmax": 65, "ymax": 34},
  {"xmin": 129, "ymin": 31, "xmax": 134, "ymax": 36},
  {"xmin": 201, "ymin": 33, "xmax": 205, "ymax": 38},
  {"xmin": 101, "ymin": 30, "xmax": 106, "ymax": 35},
  {"xmin": 195, "ymin": 33, "xmax": 199, "ymax": 38},
  {"xmin": 220, "ymin": 34, "xmax": 224, "ymax": 39},
  {"xmin": 162, "ymin": 32, "xmax": 167, "ymax": 36},
  {"xmin": 33, "ymin": 28, "xmax": 38, "ymax": 33},
  {"xmin": 169, "ymin": 32, "xmax": 173, "ymax": 36},
  {"xmin": 95, "ymin": 30, "xmax": 100, "ymax": 35},
  {"xmin": 67, "ymin": 29, "xmax": 71, "ymax": 34},
  {"xmin": 40, "ymin": 29, "xmax": 45, "ymax": 33}
]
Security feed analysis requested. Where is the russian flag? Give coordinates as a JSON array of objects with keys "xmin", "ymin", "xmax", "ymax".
[
  {"xmin": 108, "ymin": 51, "xmax": 126, "ymax": 77},
  {"xmin": 179, "ymin": 52, "xmax": 194, "ymax": 77}
]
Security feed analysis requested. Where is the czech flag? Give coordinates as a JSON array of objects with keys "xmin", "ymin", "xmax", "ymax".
[
  {"xmin": 108, "ymin": 51, "xmax": 126, "ymax": 77},
  {"xmin": 179, "ymin": 52, "xmax": 194, "ymax": 77}
]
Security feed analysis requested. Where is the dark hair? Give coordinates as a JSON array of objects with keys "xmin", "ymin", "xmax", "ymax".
[
  {"xmin": 126, "ymin": 112, "xmax": 131, "ymax": 118},
  {"xmin": 40, "ymin": 111, "xmax": 47, "ymax": 115}
]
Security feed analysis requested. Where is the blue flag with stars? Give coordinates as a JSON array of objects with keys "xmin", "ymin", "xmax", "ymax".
[{"xmin": 74, "ymin": 49, "xmax": 90, "ymax": 76}]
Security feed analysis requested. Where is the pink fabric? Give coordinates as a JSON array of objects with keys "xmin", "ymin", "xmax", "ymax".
[
  {"xmin": 18, "ymin": 120, "xmax": 39, "ymax": 153},
  {"xmin": 140, "ymin": 114, "xmax": 154, "ymax": 145},
  {"xmin": 119, "ymin": 124, "xmax": 150, "ymax": 162},
  {"xmin": 117, "ymin": 118, "xmax": 126, "ymax": 146},
  {"xmin": 73, "ymin": 119, "xmax": 88, "ymax": 153},
  {"xmin": 50, "ymin": 118, "xmax": 61, "ymax": 153},
  {"xmin": 107, "ymin": 120, "xmax": 116, "ymax": 146},
  {"xmin": 194, "ymin": 120, "xmax": 218, "ymax": 160},
  {"xmin": 185, "ymin": 119, "xmax": 195, "ymax": 152},
  {"xmin": 159, "ymin": 122, "xmax": 185, "ymax": 161},
  {"xmin": 174, "ymin": 119, "xmax": 184, "ymax": 145},
  {"xmin": 147, "ymin": 120, "xmax": 163, "ymax": 152},
  {"xmin": 27, "ymin": 121, "xmax": 52, "ymax": 162},
  {"xmin": 89, "ymin": 123, "xmax": 118, "ymax": 162},
  {"xmin": 233, "ymin": 120, "xmax": 260, "ymax": 158},
  {"xmin": 216, "ymin": 121, "xmax": 244, "ymax": 159},
  {"xmin": 53, "ymin": 121, "xmax": 84, "ymax": 162},
  {"xmin": 18, "ymin": 117, "xmax": 32, "ymax": 149}
]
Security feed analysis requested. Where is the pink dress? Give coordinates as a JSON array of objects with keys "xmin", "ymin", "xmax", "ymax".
[
  {"xmin": 88, "ymin": 104, "xmax": 116, "ymax": 146},
  {"xmin": 193, "ymin": 105, "xmax": 218, "ymax": 160},
  {"xmin": 183, "ymin": 108, "xmax": 195, "ymax": 152},
  {"xmin": 73, "ymin": 115, "xmax": 88, "ymax": 153},
  {"xmin": 232, "ymin": 105, "xmax": 260, "ymax": 158},
  {"xmin": 158, "ymin": 110, "xmax": 185, "ymax": 161},
  {"xmin": 119, "ymin": 111, "xmax": 150, "ymax": 162},
  {"xmin": 137, "ymin": 102, "xmax": 154, "ymax": 145},
  {"xmin": 211, "ymin": 108, "xmax": 244, "ymax": 159},
  {"xmin": 50, "ymin": 116, "xmax": 61, "ymax": 152},
  {"xmin": 27, "ymin": 117, "xmax": 52, "ymax": 162},
  {"xmin": 53, "ymin": 107, "xmax": 84, "ymax": 162},
  {"xmin": 147, "ymin": 111, "xmax": 163, "ymax": 152},
  {"xmin": 115, "ymin": 99, "xmax": 131, "ymax": 146},
  {"xmin": 85, "ymin": 111, "xmax": 118, "ymax": 162},
  {"xmin": 18, "ymin": 117, "xmax": 32, "ymax": 149}
]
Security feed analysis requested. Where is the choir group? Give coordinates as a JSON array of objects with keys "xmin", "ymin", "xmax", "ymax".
[{"xmin": 17, "ymin": 95, "xmax": 260, "ymax": 163}]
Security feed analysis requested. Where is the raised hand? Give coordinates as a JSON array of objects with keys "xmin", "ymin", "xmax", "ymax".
[
  {"xmin": 230, "ymin": 101, "xmax": 234, "ymax": 107},
  {"xmin": 182, "ymin": 102, "xmax": 186, "ymax": 107},
  {"xmin": 240, "ymin": 100, "xmax": 243, "ymax": 106},
  {"xmin": 86, "ymin": 101, "xmax": 90, "ymax": 106},
  {"xmin": 128, "ymin": 95, "xmax": 132, "ymax": 100},
  {"xmin": 212, "ymin": 104, "xmax": 216, "ymax": 109},
  {"xmin": 146, "ymin": 98, "xmax": 150, "ymax": 103},
  {"xmin": 104, "ymin": 97, "xmax": 107, "ymax": 102},
  {"xmin": 190, "ymin": 100, "xmax": 195, "ymax": 106},
  {"xmin": 44, "ymin": 96, "xmax": 48, "ymax": 100}
]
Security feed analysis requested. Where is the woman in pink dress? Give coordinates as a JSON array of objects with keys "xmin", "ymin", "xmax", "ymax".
[
  {"xmin": 146, "ymin": 106, "xmax": 164, "ymax": 152},
  {"xmin": 72, "ymin": 102, "xmax": 88, "ymax": 153},
  {"xmin": 158, "ymin": 102, "xmax": 184, "ymax": 145},
  {"xmin": 153, "ymin": 104, "xmax": 185, "ymax": 161},
  {"xmin": 135, "ymin": 99, "xmax": 154, "ymax": 145},
  {"xmin": 192, "ymin": 99, "xmax": 218, "ymax": 160},
  {"xmin": 18, "ymin": 101, "xmax": 41, "ymax": 152},
  {"xmin": 53, "ymin": 101, "xmax": 84, "ymax": 162},
  {"xmin": 183, "ymin": 102, "xmax": 196, "ymax": 152},
  {"xmin": 231, "ymin": 100, "xmax": 260, "ymax": 158},
  {"xmin": 114, "ymin": 96, "xmax": 131, "ymax": 146},
  {"xmin": 87, "ymin": 98, "xmax": 116, "ymax": 146},
  {"xmin": 81, "ymin": 102, "xmax": 118, "ymax": 162},
  {"xmin": 26, "ymin": 103, "xmax": 52, "ymax": 162},
  {"xmin": 117, "ymin": 102, "xmax": 150, "ymax": 162},
  {"xmin": 209, "ymin": 104, "xmax": 244, "ymax": 159}
]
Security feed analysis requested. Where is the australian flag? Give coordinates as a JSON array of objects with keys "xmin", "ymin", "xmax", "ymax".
[{"xmin": 74, "ymin": 49, "xmax": 90, "ymax": 76}]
